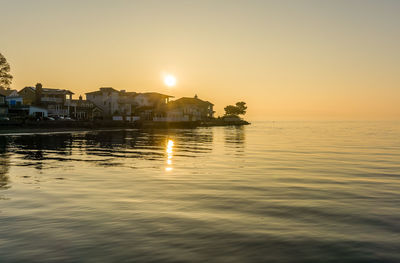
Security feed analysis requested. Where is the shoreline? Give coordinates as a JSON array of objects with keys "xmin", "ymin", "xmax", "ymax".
[{"xmin": 0, "ymin": 119, "xmax": 250, "ymax": 135}]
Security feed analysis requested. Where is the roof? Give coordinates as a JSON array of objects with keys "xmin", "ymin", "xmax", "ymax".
[
  {"xmin": 21, "ymin": 86, "xmax": 74, "ymax": 95},
  {"xmin": 139, "ymin": 92, "xmax": 174, "ymax": 98},
  {"xmin": 86, "ymin": 89, "xmax": 173, "ymax": 100},
  {"xmin": 42, "ymin": 88, "xmax": 74, "ymax": 95},
  {"xmin": 86, "ymin": 87, "xmax": 119, "ymax": 95},
  {"xmin": 168, "ymin": 97, "xmax": 214, "ymax": 108},
  {"xmin": 0, "ymin": 88, "xmax": 18, "ymax": 96},
  {"xmin": 123, "ymin": 91, "xmax": 138, "ymax": 96}
]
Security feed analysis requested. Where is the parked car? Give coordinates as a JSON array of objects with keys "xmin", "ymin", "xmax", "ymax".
[{"xmin": 53, "ymin": 116, "xmax": 64, "ymax": 120}]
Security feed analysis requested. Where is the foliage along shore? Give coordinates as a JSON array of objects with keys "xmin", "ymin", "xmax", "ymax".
[{"xmin": 0, "ymin": 118, "xmax": 250, "ymax": 134}]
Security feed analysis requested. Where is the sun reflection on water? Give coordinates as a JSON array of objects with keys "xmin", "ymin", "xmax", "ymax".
[{"xmin": 165, "ymin": 139, "xmax": 174, "ymax": 171}]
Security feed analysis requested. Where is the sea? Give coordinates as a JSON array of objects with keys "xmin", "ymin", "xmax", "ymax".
[{"xmin": 0, "ymin": 121, "xmax": 399, "ymax": 262}]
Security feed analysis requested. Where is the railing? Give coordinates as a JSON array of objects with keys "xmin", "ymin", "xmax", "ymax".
[
  {"xmin": 41, "ymin": 97, "xmax": 64, "ymax": 103},
  {"xmin": 48, "ymin": 109, "xmax": 69, "ymax": 115}
]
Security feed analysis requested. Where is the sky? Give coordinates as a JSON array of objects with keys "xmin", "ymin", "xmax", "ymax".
[{"xmin": 2, "ymin": 0, "xmax": 400, "ymax": 120}]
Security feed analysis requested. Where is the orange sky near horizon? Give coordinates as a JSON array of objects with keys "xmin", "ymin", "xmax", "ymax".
[{"xmin": 2, "ymin": 0, "xmax": 400, "ymax": 120}]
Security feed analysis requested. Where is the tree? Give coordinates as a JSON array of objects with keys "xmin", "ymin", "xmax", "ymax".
[
  {"xmin": 0, "ymin": 53, "xmax": 13, "ymax": 89},
  {"xmin": 235, "ymin": 101, "xmax": 247, "ymax": 115},
  {"xmin": 224, "ymin": 105, "xmax": 239, "ymax": 115},
  {"xmin": 224, "ymin": 101, "xmax": 247, "ymax": 116}
]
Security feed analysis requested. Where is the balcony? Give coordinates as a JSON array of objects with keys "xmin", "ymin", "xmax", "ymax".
[{"xmin": 41, "ymin": 97, "xmax": 64, "ymax": 103}]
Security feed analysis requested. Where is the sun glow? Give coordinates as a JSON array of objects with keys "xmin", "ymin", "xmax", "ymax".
[
  {"xmin": 165, "ymin": 139, "xmax": 174, "ymax": 171},
  {"xmin": 164, "ymin": 74, "xmax": 177, "ymax": 87}
]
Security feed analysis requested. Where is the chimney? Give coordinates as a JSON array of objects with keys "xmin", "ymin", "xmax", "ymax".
[
  {"xmin": 35, "ymin": 83, "xmax": 43, "ymax": 106},
  {"xmin": 79, "ymin": 95, "xmax": 83, "ymax": 100}
]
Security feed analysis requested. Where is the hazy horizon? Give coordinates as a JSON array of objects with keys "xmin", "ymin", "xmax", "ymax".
[{"xmin": 2, "ymin": 0, "xmax": 400, "ymax": 120}]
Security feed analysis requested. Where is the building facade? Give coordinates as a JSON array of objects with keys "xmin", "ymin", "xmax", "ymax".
[
  {"xmin": 8, "ymin": 105, "xmax": 48, "ymax": 118},
  {"xmin": 132, "ymin": 92, "xmax": 173, "ymax": 120},
  {"xmin": 154, "ymin": 95, "xmax": 214, "ymax": 122},
  {"xmin": 18, "ymin": 83, "xmax": 74, "ymax": 117},
  {"xmin": 86, "ymin": 88, "xmax": 173, "ymax": 120},
  {"xmin": 68, "ymin": 96, "xmax": 103, "ymax": 120},
  {"xmin": 86, "ymin": 88, "xmax": 132, "ymax": 118}
]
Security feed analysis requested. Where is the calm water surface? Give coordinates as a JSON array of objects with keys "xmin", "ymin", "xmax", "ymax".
[{"xmin": 0, "ymin": 121, "xmax": 399, "ymax": 262}]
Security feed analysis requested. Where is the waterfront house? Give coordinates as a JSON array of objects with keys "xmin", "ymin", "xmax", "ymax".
[
  {"xmin": 68, "ymin": 95, "xmax": 103, "ymax": 120},
  {"xmin": 132, "ymin": 92, "xmax": 173, "ymax": 120},
  {"xmin": 154, "ymin": 95, "xmax": 214, "ymax": 122},
  {"xmin": 86, "ymin": 87, "xmax": 133, "ymax": 119},
  {"xmin": 86, "ymin": 88, "xmax": 173, "ymax": 121},
  {"xmin": 19, "ymin": 83, "xmax": 74, "ymax": 117}
]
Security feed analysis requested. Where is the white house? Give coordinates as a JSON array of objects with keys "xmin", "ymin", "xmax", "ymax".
[
  {"xmin": 86, "ymin": 87, "xmax": 133, "ymax": 118},
  {"xmin": 86, "ymin": 88, "xmax": 173, "ymax": 120},
  {"xmin": 7, "ymin": 105, "xmax": 48, "ymax": 118},
  {"xmin": 29, "ymin": 106, "xmax": 48, "ymax": 117}
]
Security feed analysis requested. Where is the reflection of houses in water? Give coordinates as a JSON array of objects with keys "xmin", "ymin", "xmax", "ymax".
[
  {"xmin": 11, "ymin": 134, "xmax": 74, "ymax": 170},
  {"xmin": 82, "ymin": 129, "xmax": 214, "ymax": 164},
  {"xmin": 0, "ymin": 137, "xmax": 10, "ymax": 189},
  {"xmin": 178, "ymin": 129, "xmax": 214, "ymax": 144},
  {"xmin": 174, "ymin": 129, "xmax": 214, "ymax": 155},
  {"xmin": 1, "ymin": 129, "xmax": 215, "ymax": 171},
  {"xmin": 224, "ymin": 126, "xmax": 246, "ymax": 144},
  {"xmin": 224, "ymin": 126, "xmax": 246, "ymax": 155},
  {"xmin": 13, "ymin": 134, "xmax": 73, "ymax": 153},
  {"xmin": 0, "ymin": 154, "xmax": 10, "ymax": 189},
  {"xmin": 83, "ymin": 130, "xmax": 166, "ymax": 161},
  {"xmin": 84, "ymin": 130, "xmax": 134, "ymax": 149}
]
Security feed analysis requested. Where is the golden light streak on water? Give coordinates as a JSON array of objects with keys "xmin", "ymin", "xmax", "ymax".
[{"xmin": 165, "ymin": 139, "xmax": 174, "ymax": 171}]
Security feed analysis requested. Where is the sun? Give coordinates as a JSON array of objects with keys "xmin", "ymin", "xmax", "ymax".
[{"xmin": 164, "ymin": 74, "xmax": 177, "ymax": 87}]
